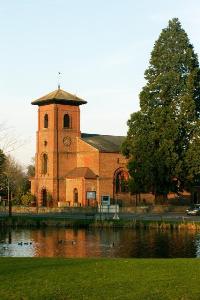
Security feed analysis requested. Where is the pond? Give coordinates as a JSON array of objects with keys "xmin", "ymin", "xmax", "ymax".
[{"xmin": 0, "ymin": 227, "xmax": 200, "ymax": 258}]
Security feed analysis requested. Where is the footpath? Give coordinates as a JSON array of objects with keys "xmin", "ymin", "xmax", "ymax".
[{"xmin": 0, "ymin": 210, "xmax": 199, "ymax": 222}]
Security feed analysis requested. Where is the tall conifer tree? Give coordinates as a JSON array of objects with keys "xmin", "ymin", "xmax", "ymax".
[{"xmin": 122, "ymin": 18, "xmax": 200, "ymax": 201}]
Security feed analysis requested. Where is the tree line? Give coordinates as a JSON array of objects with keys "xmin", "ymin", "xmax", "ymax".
[{"xmin": 0, "ymin": 149, "xmax": 35, "ymax": 206}]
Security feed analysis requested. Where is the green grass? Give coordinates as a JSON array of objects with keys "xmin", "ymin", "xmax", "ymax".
[{"xmin": 0, "ymin": 258, "xmax": 200, "ymax": 299}]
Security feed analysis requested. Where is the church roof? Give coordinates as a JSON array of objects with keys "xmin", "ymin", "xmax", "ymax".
[
  {"xmin": 31, "ymin": 88, "xmax": 87, "ymax": 106},
  {"xmin": 81, "ymin": 133, "xmax": 125, "ymax": 153},
  {"xmin": 66, "ymin": 167, "xmax": 97, "ymax": 179}
]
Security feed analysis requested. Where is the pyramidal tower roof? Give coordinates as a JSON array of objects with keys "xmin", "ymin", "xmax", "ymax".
[{"xmin": 31, "ymin": 88, "xmax": 87, "ymax": 106}]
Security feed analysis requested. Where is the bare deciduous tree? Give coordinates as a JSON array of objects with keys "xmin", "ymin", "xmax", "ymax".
[{"xmin": 0, "ymin": 122, "xmax": 26, "ymax": 154}]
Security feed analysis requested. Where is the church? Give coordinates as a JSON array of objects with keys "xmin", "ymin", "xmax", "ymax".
[{"xmin": 30, "ymin": 87, "xmax": 131, "ymax": 207}]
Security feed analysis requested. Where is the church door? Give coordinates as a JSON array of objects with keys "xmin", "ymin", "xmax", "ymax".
[
  {"xmin": 42, "ymin": 189, "xmax": 47, "ymax": 206},
  {"xmin": 73, "ymin": 188, "xmax": 78, "ymax": 206}
]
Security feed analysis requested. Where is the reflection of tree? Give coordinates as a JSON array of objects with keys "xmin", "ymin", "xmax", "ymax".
[
  {"xmin": 194, "ymin": 234, "xmax": 200, "ymax": 257},
  {"xmin": 0, "ymin": 229, "xmax": 35, "ymax": 257},
  {"xmin": 0, "ymin": 228, "xmax": 8, "ymax": 243},
  {"xmin": 113, "ymin": 229, "xmax": 197, "ymax": 258}
]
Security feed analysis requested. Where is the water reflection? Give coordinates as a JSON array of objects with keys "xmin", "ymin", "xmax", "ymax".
[
  {"xmin": 0, "ymin": 228, "xmax": 199, "ymax": 258},
  {"xmin": 0, "ymin": 229, "xmax": 35, "ymax": 257}
]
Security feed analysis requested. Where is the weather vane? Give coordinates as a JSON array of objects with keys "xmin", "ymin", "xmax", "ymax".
[{"xmin": 58, "ymin": 72, "xmax": 61, "ymax": 89}]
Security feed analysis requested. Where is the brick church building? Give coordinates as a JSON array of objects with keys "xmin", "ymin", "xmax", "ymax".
[{"xmin": 31, "ymin": 87, "xmax": 131, "ymax": 207}]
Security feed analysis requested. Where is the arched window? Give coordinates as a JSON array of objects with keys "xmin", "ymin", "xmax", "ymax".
[
  {"xmin": 73, "ymin": 188, "xmax": 78, "ymax": 203},
  {"xmin": 42, "ymin": 154, "xmax": 48, "ymax": 174},
  {"xmin": 115, "ymin": 170, "xmax": 129, "ymax": 193},
  {"xmin": 63, "ymin": 114, "xmax": 70, "ymax": 128},
  {"xmin": 44, "ymin": 114, "xmax": 48, "ymax": 128}
]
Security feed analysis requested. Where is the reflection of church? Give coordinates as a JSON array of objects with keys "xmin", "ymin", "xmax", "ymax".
[{"xmin": 31, "ymin": 87, "xmax": 131, "ymax": 207}]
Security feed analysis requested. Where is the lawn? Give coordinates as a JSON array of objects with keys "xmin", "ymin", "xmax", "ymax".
[{"xmin": 0, "ymin": 258, "xmax": 199, "ymax": 300}]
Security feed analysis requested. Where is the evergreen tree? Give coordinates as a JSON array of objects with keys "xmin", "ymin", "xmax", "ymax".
[{"xmin": 122, "ymin": 18, "xmax": 200, "ymax": 202}]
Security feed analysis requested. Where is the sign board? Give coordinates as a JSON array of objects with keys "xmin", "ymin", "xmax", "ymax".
[
  {"xmin": 101, "ymin": 195, "xmax": 110, "ymax": 206},
  {"xmin": 86, "ymin": 191, "xmax": 96, "ymax": 200},
  {"xmin": 98, "ymin": 205, "xmax": 119, "ymax": 213}
]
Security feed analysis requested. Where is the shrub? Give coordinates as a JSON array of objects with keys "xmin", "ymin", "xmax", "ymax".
[{"xmin": 21, "ymin": 193, "xmax": 36, "ymax": 206}]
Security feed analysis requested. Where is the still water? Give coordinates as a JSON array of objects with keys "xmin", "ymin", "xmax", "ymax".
[{"xmin": 0, "ymin": 228, "xmax": 200, "ymax": 258}]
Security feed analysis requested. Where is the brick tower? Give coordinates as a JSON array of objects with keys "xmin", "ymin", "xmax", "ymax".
[{"xmin": 31, "ymin": 87, "xmax": 87, "ymax": 207}]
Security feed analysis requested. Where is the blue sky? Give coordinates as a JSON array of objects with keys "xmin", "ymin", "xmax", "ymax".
[{"xmin": 0, "ymin": 0, "xmax": 200, "ymax": 166}]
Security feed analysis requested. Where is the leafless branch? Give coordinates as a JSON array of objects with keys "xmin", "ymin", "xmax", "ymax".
[{"xmin": 0, "ymin": 122, "xmax": 27, "ymax": 154}]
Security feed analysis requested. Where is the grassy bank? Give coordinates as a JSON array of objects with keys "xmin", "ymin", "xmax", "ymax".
[
  {"xmin": 0, "ymin": 258, "xmax": 199, "ymax": 299},
  {"xmin": 0, "ymin": 216, "xmax": 93, "ymax": 228},
  {"xmin": 1, "ymin": 215, "xmax": 200, "ymax": 230}
]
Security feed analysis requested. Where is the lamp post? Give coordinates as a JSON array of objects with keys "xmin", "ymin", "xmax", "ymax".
[
  {"xmin": 113, "ymin": 195, "xmax": 119, "ymax": 220},
  {"xmin": 7, "ymin": 176, "xmax": 12, "ymax": 217},
  {"xmin": 2, "ymin": 173, "xmax": 12, "ymax": 217}
]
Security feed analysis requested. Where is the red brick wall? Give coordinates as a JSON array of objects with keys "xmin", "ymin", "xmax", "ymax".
[
  {"xmin": 77, "ymin": 139, "xmax": 99, "ymax": 175},
  {"xmin": 32, "ymin": 103, "xmax": 82, "ymax": 206}
]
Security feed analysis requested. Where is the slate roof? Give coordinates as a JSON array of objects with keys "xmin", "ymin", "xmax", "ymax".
[
  {"xmin": 31, "ymin": 88, "xmax": 87, "ymax": 106},
  {"xmin": 81, "ymin": 133, "xmax": 125, "ymax": 153},
  {"xmin": 66, "ymin": 167, "xmax": 97, "ymax": 179}
]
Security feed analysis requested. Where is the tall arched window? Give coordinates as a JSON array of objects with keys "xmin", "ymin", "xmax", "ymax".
[
  {"xmin": 73, "ymin": 188, "xmax": 78, "ymax": 203},
  {"xmin": 115, "ymin": 170, "xmax": 129, "ymax": 193},
  {"xmin": 63, "ymin": 114, "xmax": 70, "ymax": 128},
  {"xmin": 42, "ymin": 154, "xmax": 48, "ymax": 174},
  {"xmin": 44, "ymin": 114, "xmax": 48, "ymax": 128}
]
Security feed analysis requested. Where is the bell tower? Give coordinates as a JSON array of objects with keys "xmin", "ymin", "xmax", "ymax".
[{"xmin": 31, "ymin": 88, "xmax": 87, "ymax": 207}]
